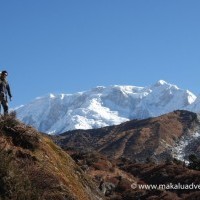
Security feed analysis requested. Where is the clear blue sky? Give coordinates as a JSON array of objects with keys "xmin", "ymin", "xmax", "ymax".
[{"xmin": 0, "ymin": 0, "xmax": 200, "ymax": 108}]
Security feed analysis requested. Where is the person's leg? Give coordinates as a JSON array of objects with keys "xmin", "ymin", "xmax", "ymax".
[
  {"xmin": 2, "ymin": 100, "xmax": 8, "ymax": 115},
  {"xmin": 0, "ymin": 96, "xmax": 3, "ymax": 115}
]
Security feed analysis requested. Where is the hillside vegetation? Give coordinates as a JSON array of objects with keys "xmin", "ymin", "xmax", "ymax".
[{"xmin": 0, "ymin": 113, "xmax": 103, "ymax": 200}]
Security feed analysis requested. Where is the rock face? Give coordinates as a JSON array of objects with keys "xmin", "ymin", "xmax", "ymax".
[
  {"xmin": 16, "ymin": 80, "xmax": 197, "ymax": 134},
  {"xmin": 0, "ymin": 114, "xmax": 103, "ymax": 200},
  {"xmin": 54, "ymin": 110, "xmax": 200, "ymax": 163}
]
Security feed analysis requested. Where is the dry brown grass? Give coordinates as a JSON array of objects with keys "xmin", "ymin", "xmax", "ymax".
[{"xmin": 0, "ymin": 114, "xmax": 103, "ymax": 200}]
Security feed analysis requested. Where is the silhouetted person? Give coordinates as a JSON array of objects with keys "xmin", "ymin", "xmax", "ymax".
[{"xmin": 0, "ymin": 71, "xmax": 12, "ymax": 115}]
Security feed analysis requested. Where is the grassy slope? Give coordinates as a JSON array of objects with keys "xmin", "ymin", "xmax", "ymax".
[{"xmin": 0, "ymin": 114, "xmax": 103, "ymax": 200}]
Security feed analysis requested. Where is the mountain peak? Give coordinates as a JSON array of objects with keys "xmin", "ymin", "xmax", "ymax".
[
  {"xmin": 152, "ymin": 80, "xmax": 180, "ymax": 91},
  {"xmin": 156, "ymin": 79, "xmax": 168, "ymax": 85},
  {"xmin": 49, "ymin": 93, "xmax": 56, "ymax": 98},
  {"xmin": 16, "ymin": 81, "xmax": 198, "ymax": 134}
]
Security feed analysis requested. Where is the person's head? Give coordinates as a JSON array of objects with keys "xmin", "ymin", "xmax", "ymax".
[{"xmin": 1, "ymin": 71, "xmax": 8, "ymax": 79}]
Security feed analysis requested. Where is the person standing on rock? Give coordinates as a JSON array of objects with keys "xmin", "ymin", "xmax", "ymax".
[{"xmin": 0, "ymin": 70, "xmax": 12, "ymax": 115}]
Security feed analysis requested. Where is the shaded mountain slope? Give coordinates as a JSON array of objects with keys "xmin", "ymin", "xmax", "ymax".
[
  {"xmin": 54, "ymin": 110, "xmax": 200, "ymax": 162},
  {"xmin": 64, "ymin": 148, "xmax": 200, "ymax": 200},
  {"xmin": 0, "ymin": 114, "xmax": 103, "ymax": 200},
  {"xmin": 118, "ymin": 160, "xmax": 200, "ymax": 200}
]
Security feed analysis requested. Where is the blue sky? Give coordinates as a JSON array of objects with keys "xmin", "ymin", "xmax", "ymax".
[{"xmin": 0, "ymin": 0, "xmax": 200, "ymax": 108}]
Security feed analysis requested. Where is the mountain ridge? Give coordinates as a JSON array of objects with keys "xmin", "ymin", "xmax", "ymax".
[
  {"xmin": 16, "ymin": 80, "xmax": 198, "ymax": 134},
  {"xmin": 53, "ymin": 110, "xmax": 200, "ymax": 163}
]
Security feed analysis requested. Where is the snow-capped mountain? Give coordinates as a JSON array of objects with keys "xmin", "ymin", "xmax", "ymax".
[
  {"xmin": 15, "ymin": 80, "xmax": 197, "ymax": 134},
  {"xmin": 186, "ymin": 95, "xmax": 200, "ymax": 112}
]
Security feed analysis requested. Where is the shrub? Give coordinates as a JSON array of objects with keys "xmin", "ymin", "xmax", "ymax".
[{"xmin": 188, "ymin": 154, "xmax": 200, "ymax": 170}]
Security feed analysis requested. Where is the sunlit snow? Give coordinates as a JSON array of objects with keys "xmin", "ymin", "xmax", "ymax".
[
  {"xmin": 172, "ymin": 132, "xmax": 200, "ymax": 164},
  {"xmin": 15, "ymin": 80, "xmax": 198, "ymax": 134}
]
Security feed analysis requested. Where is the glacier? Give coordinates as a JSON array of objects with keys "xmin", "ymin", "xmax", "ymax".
[{"xmin": 15, "ymin": 80, "xmax": 198, "ymax": 135}]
